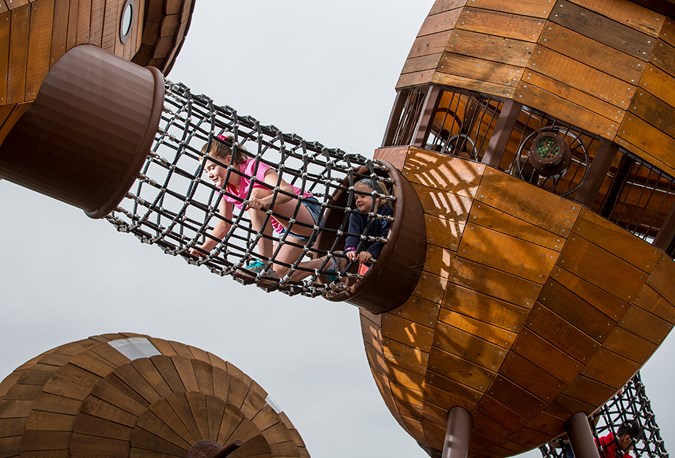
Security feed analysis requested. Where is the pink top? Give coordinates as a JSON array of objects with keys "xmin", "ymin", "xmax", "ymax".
[{"xmin": 224, "ymin": 157, "xmax": 312, "ymax": 233}]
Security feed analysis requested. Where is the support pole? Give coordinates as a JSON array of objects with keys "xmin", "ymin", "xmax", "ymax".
[
  {"xmin": 441, "ymin": 407, "xmax": 472, "ymax": 458},
  {"xmin": 567, "ymin": 412, "xmax": 600, "ymax": 458}
]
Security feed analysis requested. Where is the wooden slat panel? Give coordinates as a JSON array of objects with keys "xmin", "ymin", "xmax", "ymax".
[
  {"xmin": 239, "ymin": 380, "xmax": 266, "ymax": 421},
  {"xmin": 604, "ymin": 326, "xmax": 657, "ymax": 364},
  {"xmin": 450, "ymin": 256, "xmax": 542, "ymax": 309},
  {"xmin": 524, "ymin": 69, "xmax": 626, "ymax": 122},
  {"xmin": 185, "ymin": 392, "xmax": 210, "ymax": 439},
  {"xmin": 76, "ymin": 0, "xmax": 90, "ymax": 44},
  {"xmin": 165, "ymin": 393, "xmax": 203, "ymax": 443},
  {"xmin": 476, "ymin": 168, "xmax": 581, "ymax": 236},
  {"xmin": 151, "ymin": 355, "xmax": 187, "ymax": 394},
  {"xmin": 110, "ymin": 364, "xmax": 162, "ymax": 405},
  {"xmin": 634, "ymin": 284, "xmax": 675, "ymax": 324},
  {"xmin": 424, "ymin": 242, "xmax": 455, "ymax": 280},
  {"xmin": 550, "ymin": 0, "xmax": 656, "ymax": 59},
  {"xmin": 631, "ymin": 88, "xmax": 675, "ymax": 140},
  {"xmin": 525, "ymin": 410, "xmax": 566, "ymax": 438},
  {"xmin": 65, "ymin": 0, "xmax": 78, "ymax": 49},
  {"xmin": 87, "ymin": 382, "xmax": 146, "ymax": 417},
  {"xmin": 7, "ymin": 4, "xmax": 30, "ymax": 104},
  {"xmin": 531, "ymin": 47, "xmax": 636, "ymax": 107},
  {"xmin": 101, "ymin": 0, "xmax": 116, "ymax": 50},
  {"xmin": 192, "ymin": 359, "xmax": 214, "ymax": 397},
  {"xmin": 466, "ymin": 0, "xmax": 554, "ymax": 18},
  {"xmin": 132, "ymin": 406, "xmax": 192, "ymax": 452},
  {"xmin": 0, "ymin": 12, "xmax": 10, "ymax": 104},
  {"xmin": 25, "ymin": 0, "xmax": 54, "ymax": 100},
  {"xmin": 458, "ymin": 223, "xmax": 560, "ymax": 284},
  {"xmin": 552, "ymin": 266, "xmax": 629, "ymax": 322},
  {"xmin": 20, "ymin": 430, "xmax": 70, "ymax": 450},
  {"xmin": 49, "ymin": 0, "xmax": 69, "ymax": 66},
  {"xmin": 425, "ymin": 213, "xmax": 464, "ymax": 251},
  {"xmin": 567, "ymin": 0, "xmax": 665, "ymax": 37},
  {"xmin": 434, "ymin": 319, "xmax": 508, "ymax": 371},
  {"xmin": 408, "ymin": 30, "xmax": 453, "ymax": 60},
  {"xmin": 572, "ymin": 208, "xmax": 662, "ymax": 273},
  {"xmin": 383, "ymin": 338, "xmax": 430, "ymax": 377},
  {"xmin": 382, "ymin": 314, "xmax": 435, "ymax": 352},
  {"xmin": 651, "ymin": 37, "xmax": 674, "ymax": 75},
  {"xmin": 443, "ymin": 283, "xmax": 530, "ymax": 332},
  {"xmin": 437, "ymin": 52, "xmax": 525, "ymax": 87},
  {"xmin": 432, "ymin": 71, "xmax": 518, "ymax": 99},
  {"xmin": 447, "ymin": 29, "xmax": 534, "ymax": 67},
  {"xmin": 515, "ymin": 79, "xmax": 619, "ymax": 139},
  {"xmin": 431, "ymin": 0, "xmax": 468, "ymax": 15},
  {"xmin": 251, "ymin": 404, "xmax": 279, "ymax": 433},
  {"xmin": 619, "ymin": 304, "xmax": 672, "ymax": 345},
  {"xmin": 411, "ymin": 182, "xmax": 475, "ymax": 220},
  {"xmin": 424, "ymin": 384, "xmax": 478, "ymax": 413},
  {"xmin": 470, "ymin": 201, "xmax": 565, "ymax": 251},
  {"xmin": 428, "ymin": 346, "xmax": 495, "ymax": 392},
  {"xmin": 389, "ymin": 293, "xmax": 441, "ymax": 328},
  {"xmin": 473, "ymin": 410, "xmax": 511, "ymax": 444},
  {"xmin": 499, "ymin": 352, "xmax": 564, "ymax": 402},
  {"xmin": 80, "ymin": 395, "xmax": 138, "ymax": 427},
  {"xmin": 487, "ymin": 376, "xmax": 547, "ymax": 419},
  {"xmin": 389, "ymin": 364, "xmax": 426, "ymax": 392},
  {"xmin": 438, "ymin": 307, "xmax": 517, "ymax": 348},
  {"xmin": 580, "ymin": 348, "xmax": 639, "ymax": 388},
  {"xmin": 401, "ymin": 53, "xmax": 443, "ymax": 75},
  {"xmin": 513, "ymin": 329, "xmax": 583, "ymax": 383},
  {"xmin": 426, "ymin": 371, "xmax": 483, "ymax": 404},
  {"xmin": 456, "ymin": 7, "xmax": 546, "ymax": 42},
  {"xmin": 130, "ymin": 359, "xmax": 172, "ymax": 398},
  {"xmin": 527, "ymin": 304, "xmax": 599, "ymax": 364},
  {"xmin": 420, "ymin": 7, "xmax": 462, "ymax": 36},
  {"xmin": 72, "ymin": 412, "xmax": 132, "ymax": 440},
  {"xmin": 403, "ymin": 149, "xmax": 485, "ymax": 195},
  {"xmin": 171, "ymin": 356, "xmax": 200, "ymax": 393},
  {"xmin": 24, "ymin": 410, "xmax": 75, "ymax": 431},
  {"xmin": 88, "ymin": 0, "xmax": 104, "ymax": 47},
  {"xmin": 557, "ymin": 235, "xmax": 648, "ymax": 302},
  {"xmin": 615, "ymin": 136, "xmax": 675, "ymax": 179},
  {"xmin": 476, "ymin": 394, "xmax": 528, "ymax": 433},
  {"xmin": 540, "ymin": 22, "xmax": 645, "ymax": 83},
  {"xmin": 647, "ymin": 253, "xmax": 675, "ymax": 306},
  {"xmin": 216, "ymin": 404, "xmax": 244, "ymax": 444},
  {"xmin": 168, "ymin": 340, "xmax": 194, "ymax": 359},
  {"xmin": 412, "ymin": 271, "xmax": 448, "ymax": 304},
  {"xmin": 226, "ymin": 418, "xmax": 259, "ymax": 445},
  {"xmin": 225, "ymin": 374, "xmax": 250, "ymax": 411}
]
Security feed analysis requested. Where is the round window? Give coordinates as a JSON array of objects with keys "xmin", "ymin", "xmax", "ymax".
[{"xmin": 120, "ymin": 0, "xmax": 134, "ymax": 44}]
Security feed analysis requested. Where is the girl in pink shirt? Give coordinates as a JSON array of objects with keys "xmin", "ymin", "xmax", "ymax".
[{"xmin": 190, "ymin": 134, "xmax": 322, "ymax": 281}]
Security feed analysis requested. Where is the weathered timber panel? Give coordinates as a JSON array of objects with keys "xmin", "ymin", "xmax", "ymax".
[
  {"xmin": 403, "ymin": 150, "xmax": 485, "ymax": 195},
  {"xmin": 432, "ymin": 72, "xmax": 518, "ymax": 98},
  {"xmin": 437, "ymin": 309, "xmax": 515, "ymax": 350},
  {"xmin": 382, "ymin": 338, "xmax": 430, "ymax": 376},
  {"xmin": 550, "ymin": 1, "xmax": 656, "ymax": 59},
  {"xmin": 512, "ymin": 329, "xmax": 583, "ymax": 384},
  {"xmin": 101, "ymin": 0, "xmax": 117, "ymax": 50},
  {"xmin": 630, "ymin": 88, "xmax": 675, "ymax": 139},
  {"xmin": 515, "ymin": 79, "xmax": 620, "ymax": 139},
  {"xmin": 408, "ymin": 30, "xmax": 452, "ymax": 59},
  {"xmin": 450, "ymin": 256, "xmax": 543, "ymax": 309},
  {"xmin": 65, "ymin": 0, "xmax": 77, "ymax": 49},
  {"xmin": 443, "ymin": 283, "xmax": 530, "ymax": 332},
  {"xmin": 431, "ymin": 0, "xmax": 469, "ymax": 15},
  {"xmin": 499, "ymin": 352, "xmax": 565, "ymax": 402},
  {"xmin": 424, "ymin": 245, "xmax": 455, "ymax": 278},
  {"xmin": 539, "ymin": 22, "xmax": 645, "ymax": 84},
  {"xmin": 420, "ymin": 7, "xmax": 462, "ymax": 36},
  {"xmin": 572, "ymin": 208, "xmax": 662, "ymax": 273},
  {"xmin": 603, "ymin": 326, "xmax": 657, "ymax": 364},
  {"xmin": 433, "ymin": 320, "xmax": 507, "ymax": 372},
  {"xmin": 411, "ymin": 182, "xmax": 475, "ymax": 220},
  {"xmin": 486, "ymin": 376, "xmax": 547, "ymax": 419},
  {"xmin": 458, "ymin": 223, "xmax": 560, "ymax": 284},
  {"xmin": 389, "ymin": 294, "xmax": 441, "ymax": 329},
  {"xmin": 50, "ymin": 0, "xmax": 69, "ymax": 66},
  {"xmin": 412, "ymin": 271, "xmax": 448, "ymax": 304},
  {"xmin": 633, "ymin": 284, "xmax": 675, "ymax": 324},
  {"xmin": 438, "ymin": 52, "xmax": 524, "ymax": 87},
  {"xmin": 7, "ymin": 5, "xmax": 29, "ymax": 104},
  {"xmin": 561, "ymin": 374, "xmax": 618, "ymax": 408},
  {"xmin": 619, "ymin": 304, "xmax": 672, "ymax": 345},
  {"xmin": 76, "ymin": 0, "xmax": 91, "ymax": 45},
  {"xmin": 476, "ymin": 168, "xmax": 581, "ymax": 236},
  {"xmin": 424, "ymin": 214, "xmax": 463, "ymax": 251},
  {"xmin": 475, "ymin": 394, "xmax": 529, "ymax": 434},
  {"xmin": 530, "ymin": 46, "xmax": 635, "ymax": 109},
  {"xmin": 382, "ymin": 314, "xmax": 435, "ymax": 352},
  {"xmin": 567, "ymin": 0, "xmax": 665, "ymax": 37},
  {"xmin": 580, "ymin": 347, "xmax": 639, "ymax": 388},
  {"xmin": 469, "ymin": 201, "xmax": 565, "ymax": 251},
  {"xmin": 426, "ymin": 368, "xmax": 485, "ymax": 403},
  {"xmin": 651, "ymin": 38, "xmax": 674, "ymax": 75},
  {"xmin": 25, "ymin": 0, "xmax": 53, "ymax": 99},
  {"xmin": 447, "ymin": 29, "xmax": 535, "ymax": 67},
  {"xmin": 401, "ymin": 53, "xmax": 443, "ymax": 75},
  {"xmin": 89, "ymin": 0, "xmax": 104, "ymax": 47},
  {"xmin": 456, "ymin": 7, "xmax": 546, "ymax": 42},
  {"xmin": 647, "ymin": 254, "xmax": 675, "ymax": 305},
  {"xmin": 617, "ymin": 113, "xmax": 675, "ymax": 177},
  {"xmin": 465, "ymin": 0, "xmax": 555, "ymax": 18},
  {"xmin": 0, "ymin": 12, "xmax": 9, "ymax": 103}
]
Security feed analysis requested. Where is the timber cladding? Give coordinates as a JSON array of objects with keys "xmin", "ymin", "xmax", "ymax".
[
  {"xmin": 362, "ymin": 147, "xmax": 674, "ymax": 456},
  {"xmin": 0, "ymin": 0, "xmax": 194, "ymax": 146},
  {"xmin": 397, "ymin": 0, "xmax": 675, "ymax": 176},
  {"xmin": 0, "ymin": 333, "xmax": 309, "ymax": 457}
]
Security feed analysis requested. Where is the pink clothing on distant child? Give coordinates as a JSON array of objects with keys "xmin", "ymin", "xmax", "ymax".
[{"xmin": 223, "ymin": 157, "xmax": 312, "ymax": 233}]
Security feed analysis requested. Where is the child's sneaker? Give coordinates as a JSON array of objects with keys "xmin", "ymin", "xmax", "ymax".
[{"xmin": 244, "ymin": 259, "xmax": 266, "ymax": 273}]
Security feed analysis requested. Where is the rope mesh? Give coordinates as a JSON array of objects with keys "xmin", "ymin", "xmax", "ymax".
[
  {"xmin": 539, "ymin": 372, "xmax": 669, "ymax": 458},
  {"xmin": 107, "ymin": 81, "xmax": 394, "ymax": 297}
]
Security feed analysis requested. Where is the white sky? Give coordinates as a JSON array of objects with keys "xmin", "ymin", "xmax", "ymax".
[{"xmin": 0, "ymin": 1, "xmax": 673, "ymax": 457}]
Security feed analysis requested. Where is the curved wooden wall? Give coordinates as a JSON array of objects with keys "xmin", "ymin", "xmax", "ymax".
[
  {"xmin": 0, "ymin": 333, "xmax": 309, "ymax": 457},
  {"xmin": 397, "ymin": 0, "xmax": 675, "ymax": 177},
  {"xmin": 361, "ymin": 147, "xmax": 674, "ymax": 456},
  {"xmin": 0, "ymin": 0, "xmax": 193, "ymax": 148}
]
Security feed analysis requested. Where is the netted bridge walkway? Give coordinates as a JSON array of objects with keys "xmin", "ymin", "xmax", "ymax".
[{"xmin": 106, "ymin": 81, "xmax": 396, "ymax": 299}]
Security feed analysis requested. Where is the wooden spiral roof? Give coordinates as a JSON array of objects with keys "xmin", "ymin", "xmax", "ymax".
[
  {"xmin": 0, "ymin": 333, "xmax": 309, "ymax": 457},
  {"xmin": 397, "ymin": 0, "xmax": 674, "ymax": 178}
]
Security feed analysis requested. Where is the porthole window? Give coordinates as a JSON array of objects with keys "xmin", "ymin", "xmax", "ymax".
[{"xmin": 119, "ymin": 0, "xmax": 134, "ymax": 44}]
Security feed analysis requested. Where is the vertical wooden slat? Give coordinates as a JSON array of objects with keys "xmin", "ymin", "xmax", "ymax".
[
  {"xmin": 7, "ymin": 4, "xmax": 30, "ymax": 104},
  {"xmin": 25, "ymin": 0, "xmax": 53, "ymax": 99},
  {"xmin": 76, "ymin": 0, "xmax": 90, "ymax": 44},
  {"xmin": 0, "ymin": 12, "xmax": 10, "ymax": 104},
  {"xmin": 89, "ymin": 0, "xmax": 104, "ymax": 47},
  {"xmin": 100, "ymin": 0, "xmax": 116, "ymax": 51},
  {"xmin": 50, "ymin": 0, "xmax": 69, "ymax": 66},
  {"xmin": 65, "ymin": 0, "xmax": 78, "ymax": 49}
]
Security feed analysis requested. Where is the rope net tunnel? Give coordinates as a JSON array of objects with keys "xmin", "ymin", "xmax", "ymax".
[{"xmin": 107, "ymin": 81, "xmax": 411, "ymax": 306}]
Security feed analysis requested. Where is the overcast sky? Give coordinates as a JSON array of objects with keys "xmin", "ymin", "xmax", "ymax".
[{"xmin": 1, "ymin": 1, "xmax": 672, "ymax": 457}]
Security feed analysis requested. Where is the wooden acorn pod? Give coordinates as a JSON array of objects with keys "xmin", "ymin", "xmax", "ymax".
[{"xmin": 0, "ymin": 333, "xmax": 309, "ymax": 457}]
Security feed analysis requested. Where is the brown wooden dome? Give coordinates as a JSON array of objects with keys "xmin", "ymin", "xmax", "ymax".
[
  {"xmin": 0, "ymin": 333, "xmax": 309, "ymax": 457},
  {"xmin": 360, "ymin": 147, "xmax": 674, "ymax": 457}
]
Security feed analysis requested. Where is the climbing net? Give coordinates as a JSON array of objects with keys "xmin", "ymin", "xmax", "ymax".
[
  {"xmin": 539, "ymin": 372, "xmax": 669, "ymax": 458},
  {"xmin": 106, "ymin": 81, "xmax": 394, "ymax": 297}
]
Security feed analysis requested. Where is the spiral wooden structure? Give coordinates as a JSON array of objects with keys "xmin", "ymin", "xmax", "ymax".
[{"xmin": 0, "ymin": 333, "xmax": 309, "ymax": 457}]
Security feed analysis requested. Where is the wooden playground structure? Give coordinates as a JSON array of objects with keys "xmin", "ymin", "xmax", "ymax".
[{"xmin": 0, "ymin": 0, "xmax": 673, "ymax": 457}]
